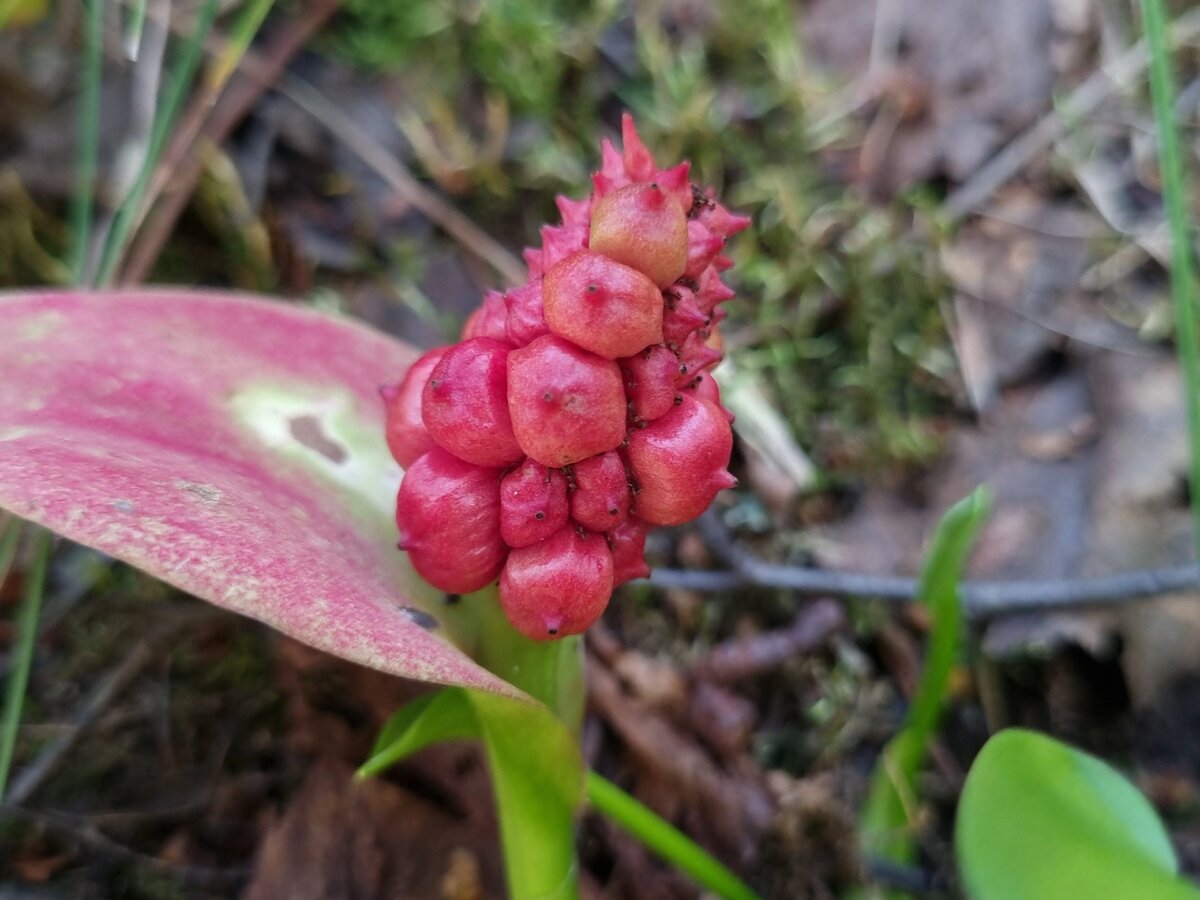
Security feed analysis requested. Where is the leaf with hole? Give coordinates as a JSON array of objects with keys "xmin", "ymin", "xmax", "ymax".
[{"xmin": 0, "ymin": 289, "xmax": 523, "ymax": 697}]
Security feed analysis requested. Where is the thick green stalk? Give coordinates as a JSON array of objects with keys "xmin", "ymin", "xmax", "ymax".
[
  {"xmin": 1142, "ymin": 0, "xmax": 1200, "ymax": 559},
  {"xmin": 586, "ymin": 771, "xmax": 762, "ymax": 900},
  {"xmin": 0, "ymin": 527, "xmax": 50, "ymax": 800}
]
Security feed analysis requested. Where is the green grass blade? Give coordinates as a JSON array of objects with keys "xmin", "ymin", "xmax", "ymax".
[
  {"xmin": 68, "ymin": 0, "xmax": 104, "ymax": 284},
  {"xmin": 123, "ymin": 0, "xmax": 150, "ymax": 60},
  {"xmin": 0, "ymin": 526, "xmax": 50, "ymax": 800},
  {"xmin": 586, "ymin": 771, "xmax": 762, "ymax": 900},
  {"xmin": 209, "ymin": 0, "xmax": 275, "ymax": 91},
  {"xmin": 93, "ymin": 0, "xmax": 220, "ymax": 287},
  {"xmin": 857, "ymin": 488, "xmax": 990, "ymax": 879},
  {"xmin": 1142, "ymin": 0, "xmax": 1200, "ymax": 561}
]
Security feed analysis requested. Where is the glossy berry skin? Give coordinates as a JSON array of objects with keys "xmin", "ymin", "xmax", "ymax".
[
  {"xmin": 684, "ymin": 370, "xmax": 735, "ymax": 423},
  {"xmin": 396, "ymin": 448, "xmax": 507, "ymax": 594},
  {"xmin": 504, "ymin": 281, "xmax": 550, "ymax": 347},
  {"xmin": 386, "ymin": 113, "xmax": 745, "ymax": 638},
  {"xmin": 626, "ymin": 394, "xmax": 736, "ymax": 526},
  {"xmin": 462, "ymin": 290, "xmax": 509, "ymax": 341},
  {"xmin": 499, "ymin": 526, "xmax": 614, "ymax": 641},
  {"xmin": 543, "ymin": 250, "xmax": 663, "ymax": 359},
  {"xmin": 422, "ymin": 338, "xmax": 523, "ymax": 468},
  {"xmin": 382, "ymin": 347, "xmax": 447, "ymax": 468},
  {"xmin": 570, "ymin": 450, "xmax": 630, "ymax": 532},
  {"xmin": 662, "ymin": 287, "xmax": 710, "ymax": 348},
  {"xmin": 506, "ymin": 335, "xmax": 627, "ymax": 467},
  {"xmin": 589, "ymin": 183, "xmax": 688, "ymax": 287},
  {"xmin": 607, "ymin": 517, "xmax": 650, "ymax": 586},
  {"xmin": 500, "ymin": 458, "xmax": 569, "ymax": 548},
  {"xmin": 621, "ymin": 345, "xmax": 682, "ymax": 423}
]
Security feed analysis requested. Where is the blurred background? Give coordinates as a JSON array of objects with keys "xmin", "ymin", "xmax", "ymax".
[{"xmin": 2, "ymin": 0, "xmax": 1200, "ymax": 897}]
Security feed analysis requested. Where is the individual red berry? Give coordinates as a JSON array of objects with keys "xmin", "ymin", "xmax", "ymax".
[
  {"xmin": 543, "ymin": 250, "xmax": 663, "ymax": 359},
  {"xmin": 626, "ymin": 394, "xmax": 736, "ymax": 526},
  {"xmin": 499, "ymin": 526, "xmax": 614, "ymax": 640},
  {"xmin": 608, "ymin": 517, "xmax": 651, "ymax": 586},
  {"xmin": 684, "ymin": 370, "xmax": 735, "ymax": 423},
  {"xmin": 396, "ymin": 449, "xmax": 506, "ymax": 593},
  {"xmin": 662, "ymin": 287, "xmax": 710, "ymax": 348},
  {"xmin": 462, "ymin": 290, "xmax": 509, "ymax": 341},
  {"xmin": 507, "ymin": 335, "xmax": 627, "ymax": 467},
  {"xmin": 422, "ymin": 337, "xmax": 523, "ymax": 468},
  {"xmin": 621, "ymin": 344, "xmax": 681, "ymax": 422},
  {"xmin": 676, "ymin": 332, "xmax": 723, "ymax": 380},
  {"xmin": 589, "ymin": 183, "xmax": 688, "ymax": 288},
  {"xmin": 500, "ymin": 458, "xmax": 569, "ymax": 548},
  {"xmin": 504, "ymin": 280, "xmax": 550, "ymax": 347},
  {"xmin": 570, "ymin": 451, "xmax": 630, "ymax": 532},
  {"xmin": 381, "ymin": 346, "xmax": 447, "ymax": 468}
]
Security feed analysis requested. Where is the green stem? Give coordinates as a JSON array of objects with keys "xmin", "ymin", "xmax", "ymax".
[
  {"xmin": 1142, "ymin": 0, "xmax": 1200, "ymax": 561},
  {"xmin": 0, "ymin": 527, "xmax": 50, "ymax": 800},
  {"xmin": 93, "ymin": 0, "xmax": 219, "ymax": 286},
  {"xmin": 69, "ymin": 0, "xmax": 104, "ymax": 284},
  {"xmin": 586, "ymin": 771, "xmax": 762, "ymax": 900}
]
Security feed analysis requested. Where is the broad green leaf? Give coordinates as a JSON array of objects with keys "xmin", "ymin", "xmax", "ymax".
[
  {"xmin": 957, "ymin": 729, "xmax": 1200, "ymax": 900},
  {"xmin": 0, "ymin": 290, "xmax": 521, "ymax": 697},
  {"xmin": 361, "ymin": 687, "xmax": 585, "ymax": 900},
  {"xmin": 859, "ymin": 488, "xmax": 990, "ymax": 869}
]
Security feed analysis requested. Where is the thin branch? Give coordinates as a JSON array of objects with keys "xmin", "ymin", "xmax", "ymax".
[
  {"xmin": 644, "ymin": 513, "xmax": 1200, "ymax": 620},
  {"xmin": 1, "ymin": 805, "xmax": 247, "ymax": 889}
]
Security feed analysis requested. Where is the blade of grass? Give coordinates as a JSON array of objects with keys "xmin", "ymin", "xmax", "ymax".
[
  {"xmin": 855, "ymin": 488, "xmax": 990, "ymax": 893},
  {"xmin": 585, "ymin": 772, "xmax": 762, "ymax": 900},
  {"xmin": 92, "ymin": 0, "xmax": 220, "ymax": 287},
  {"xmin": 0, "ymin": 527, "xmax": 50, "ymax": 800},
  {"xmin": 208, "ymin": 0, "xmax": 275, "ymax": 92},
  {"xmin": 122, "ymin": 0, "xmax": 149, "ymax": 59},
  {"xmin": 1141, "ymin": 0, "xmax": 1200, "ymax": 562},
  {"xmin": 68, "ymin": 0, "xmax": 105, "ymax": 284}
]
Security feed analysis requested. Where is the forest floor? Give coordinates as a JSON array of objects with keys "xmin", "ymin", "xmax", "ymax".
[{"xmin": 3, "ymin": 1, "xmax": 1200, "ymax": 897}]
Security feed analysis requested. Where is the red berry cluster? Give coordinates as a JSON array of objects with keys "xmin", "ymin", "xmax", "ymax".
[{"xmin": 382, "ymin": 115, "xmax": 748, "ymax": 641}]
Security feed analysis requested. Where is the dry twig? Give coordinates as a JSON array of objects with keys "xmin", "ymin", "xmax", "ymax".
[{"xmin": 645, "ymin": 512, "xmax": 1200, "ymax": 619}]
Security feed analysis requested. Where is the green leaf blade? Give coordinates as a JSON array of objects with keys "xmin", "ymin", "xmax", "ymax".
[
  {"xmin": 957, "ymin": 729, "xmax": 1200, "ymax": 900},
  {"xmin": 859, "ymin": 488, "xmax": 991, "ymax": 865}
]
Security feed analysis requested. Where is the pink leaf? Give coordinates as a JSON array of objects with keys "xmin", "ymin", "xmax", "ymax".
[{"xmin": 0, "ymin": 290, "xmax": 521, "ymax": 698}]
